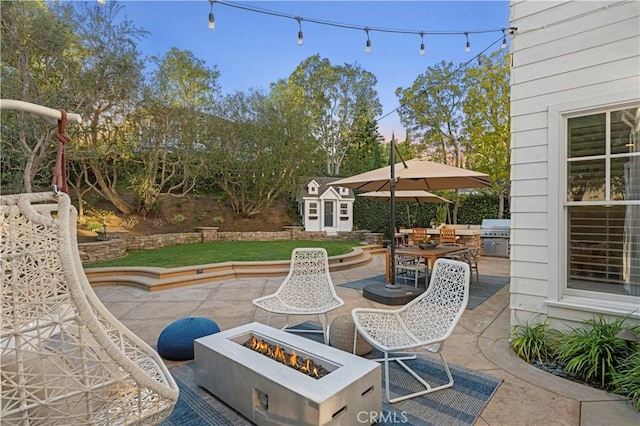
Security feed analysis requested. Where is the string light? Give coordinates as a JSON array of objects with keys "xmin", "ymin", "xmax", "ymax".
[
  {"xmin": 96, "ymin": 0, "xmax": 106, "ymax": 4},
  {"xmin": 501, "ymin": 28, "xmax": 507, "ymax": 49},
  {"xmin": 208, "ymin": 0, "xmax": 516, "ymax": 56},
  {"xmin": 208, "ymin": 0, "xmax": 216, "ymax": 30},
  {"xmin": 296, "ymin": 17, "xmax": 304, "ymax": 46},
  {"xmin": 364, "ymin": 27, "xmax": 371, "ymax": 53}
]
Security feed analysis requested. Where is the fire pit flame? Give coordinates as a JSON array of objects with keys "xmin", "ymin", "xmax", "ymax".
[{"xmin": 244, "ymin": 335, "xmax": 330, "ymax": 379}]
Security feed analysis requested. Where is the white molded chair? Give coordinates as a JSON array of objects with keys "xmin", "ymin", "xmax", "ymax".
[
  {"xmin": 1, "ymin": 192, "xmax": 179, "ymax": 424},
  {"xmin": 352, "ymin": 258, "xmax": 470, "ymax": 403},
  {"xmin": 252, "ymin": 248, "xmax": 344, "ymax": 344}
]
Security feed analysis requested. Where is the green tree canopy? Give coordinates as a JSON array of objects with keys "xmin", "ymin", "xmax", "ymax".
[
  {"xmin": 204, "ymin": 84, "xmax": 315, "ymax": 216},
  {"xmin": 463, "ymin": 50, "xmax": 511, "ymax": 218},
  {"xmin": 286, "ymin": 55, "xmax": 382, "ymax": 176}
]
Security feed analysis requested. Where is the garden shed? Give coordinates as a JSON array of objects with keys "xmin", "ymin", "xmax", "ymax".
[{"xmin": 297, "ymin": 178, "xmax": 355, "ymax": 234}]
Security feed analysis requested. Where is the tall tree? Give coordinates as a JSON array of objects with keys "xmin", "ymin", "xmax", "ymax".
[
  {"xmin": 129, "ymin": 48, "xmax": 221, "ymax": 215},
  {"xmin": 205, "ymin": 84, "xmax": 314, "ymax": 216},
  {"xmin": 0, "ymin": 0, "xmax": 79, "ymax": 192},
  {"xmin": 395, "ymin": 60, "xmax": 467, "ymax": 168},
  {"xmin": 67, "ymin": 0, "xmax": 148, "ymax": 214},
  {"xmin": 396, "ymin": 60, "xmax": 469, "ymax": 222},
  {"xmin": 287, "ymin": 55, "xmax": 382, "ymax": 176},
  {"xmin": 340, "ymin": 107, "xmax": 385, "ymax": 175},
  {"xmin": 462, "ymin": 50, "xmax": 511, "ymax": 218}
]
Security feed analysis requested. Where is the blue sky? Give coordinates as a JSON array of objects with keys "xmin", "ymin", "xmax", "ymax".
[{"xmin": 117, "ymin": 0, "xmax": 510, "ymax": 140}]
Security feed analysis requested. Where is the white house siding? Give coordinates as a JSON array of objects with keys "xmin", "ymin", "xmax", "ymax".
[{"xmin": 509, "ymin": 0, "xmax": 640, "ymax": 327}]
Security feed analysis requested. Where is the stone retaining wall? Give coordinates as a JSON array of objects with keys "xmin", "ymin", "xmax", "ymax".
[
  {"xmin": 78, "ymin": 239, "xmax": 128, "ymax": 263},
  {"xmin": 79, "ymin": 226, "xmax": 374, "ymax": 263}
]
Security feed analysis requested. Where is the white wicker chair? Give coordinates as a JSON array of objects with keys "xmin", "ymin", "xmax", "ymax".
[
  {"xmin": 352, "ymin": 258, "xmax": 470, "ymax": 403},
  {"xmin": 1, "ymin": 192, "xmax": 179, "ymax": 425},
  {"xmin": 252, "ymin": 248, "xmax": 344, "ymax": 344}
]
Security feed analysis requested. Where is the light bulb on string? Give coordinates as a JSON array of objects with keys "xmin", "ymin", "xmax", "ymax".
[
  {"xmin": 464, "ymin": 32, "xmax": 470, "ymax": 52},
  {"xmin": 97, "ymin": 0, "xmax": 106, "ymax": 4},
  {"xmin": 364, "ymin": 27, "xmax": 371, "ymax": 53},
  {"xmin": 296, "ymin": 17, "xmax": 304, "ymax": 46},
  {"xmin": 501, "ymin": 29, "xmax": 507, "ymax": 49},
  {"xmin": 419, "ymin": 32, "xmax": 425, "ymax": 55},
  {"xmin": 208, "ymin": 0, "xmax": 215, "ymax": 30}
]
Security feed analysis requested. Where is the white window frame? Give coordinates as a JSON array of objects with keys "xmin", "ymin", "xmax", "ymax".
[
  {"xmin": 548, "ymin": 93, "xmax": 640, "ymax": 317},
  {"xmin": 308, "ymin": 202, "xmax": 318, "ymax": 217}
]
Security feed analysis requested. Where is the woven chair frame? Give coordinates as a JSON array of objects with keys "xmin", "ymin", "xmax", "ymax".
[
  {"xmin": 1, "ymin": 192, "xmax": 178, "ymax": 424},
  {"xmin": 252, "ymin": 248, "xmax": 344, "ymax": 344},
  {"xmin": 352, "ymin": 258, "xmax": 470, "ymax": 403}
]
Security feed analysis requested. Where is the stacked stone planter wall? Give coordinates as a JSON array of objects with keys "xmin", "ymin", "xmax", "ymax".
[{"xmin": 79, "ymin": 226, "xmax": 374, "ymax": 263}]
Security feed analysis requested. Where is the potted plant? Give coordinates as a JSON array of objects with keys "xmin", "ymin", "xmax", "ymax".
[
  {"xmin": 435, "ymin": 205, "xmax": 447, "ymax": 226},
  {"xmin": 418, "ymin": 236, "xmax": 436, "ymax": 249}
]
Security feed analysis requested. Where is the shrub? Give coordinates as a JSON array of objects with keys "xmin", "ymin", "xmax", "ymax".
[
  {"xmin": 121, "ymin": 216, "xmax": 139, "ymax": 230},
  {"xmin": 611, "ymin": 349, "xmax": 640, "ymax": 411},
  {"xmin": 556, "ymin": 315, "xmax": 637, "ymax": 388},
  {"xmin": 509, "ymin": 321, "xmax": 560, "ymax": 363},
  {"xmin": 196, "ymin": 212, "xmax": 207, "ymax": 221},
  {"xmin": 84, "ymin": 220, "xmax": 104, "ymax": 232},
  {"xmin": 171, "ymin": 214, "xmax": 186, "ymax": 224},
  {"xmin": 212, "ymin": 216, "xmax": 224, "ymax": 225}
]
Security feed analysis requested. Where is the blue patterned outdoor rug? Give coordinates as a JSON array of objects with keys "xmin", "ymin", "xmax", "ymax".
[
  {"xmin": 161, "ymin": 325, "xmax": 502, "ymax": 426},
  {"xmin": 340, "ymin": 275, "xmax": 509, "ymax": 310}
]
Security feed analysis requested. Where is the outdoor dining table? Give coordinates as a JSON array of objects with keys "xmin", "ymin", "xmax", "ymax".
[{"xmin": 384, "ymin": 245, "xmax": 466, "ymax": 283}]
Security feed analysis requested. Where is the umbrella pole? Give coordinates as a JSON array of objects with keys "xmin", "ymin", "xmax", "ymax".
[{"xmin": 386, "ymin": 135, "xmax": 400, "ymax": 289}]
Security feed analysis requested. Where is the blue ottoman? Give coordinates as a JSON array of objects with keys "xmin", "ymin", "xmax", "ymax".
[{"xmin": 157, "ymin": 317, "xmax": 220, "ymax": 361}]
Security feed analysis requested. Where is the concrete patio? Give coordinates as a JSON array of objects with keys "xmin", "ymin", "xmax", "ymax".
[{"xmin": 93, "ymin": 254, "xmax": 639, "ymax": 426}]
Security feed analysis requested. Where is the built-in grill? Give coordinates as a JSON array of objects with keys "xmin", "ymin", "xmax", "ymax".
[{"xmin": 481, "ymin": 219, "xmax": 511, "ymax": 257}]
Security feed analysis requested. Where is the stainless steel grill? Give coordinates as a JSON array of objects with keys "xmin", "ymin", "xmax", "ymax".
[{"xmin": 481, "ymin": 219, "xmax": 510, "ymax": 257}]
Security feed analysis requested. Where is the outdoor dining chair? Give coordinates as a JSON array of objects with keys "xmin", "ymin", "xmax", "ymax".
[
  {"xmin": 439, "ymin": 226, "xmax": 458, "ymax": 244},
  {"xmin": 352, "ymin": 258, "xmax": 470, "ymax": 403},
  {"xmin": 252, "ymin": 247, "xmax": 344, "ymax": 344},
  {"xmin": 395, "ymin": 254, "xmax": 428, "ymax": 287},
  {"xmin": 410, "ymin": 227, "xmax": 429, "ymax": 245},
  {"xmin": 447, "ymin": 246, "xmax": 481, "ymax": 283},
  {"xmin": 1, "ymin": 192, "xmax": 179, "ymax": 424}
]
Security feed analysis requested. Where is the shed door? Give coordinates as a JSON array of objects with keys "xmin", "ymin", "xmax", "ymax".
[{"xmin": 324, "ymin": 201, "xmax": 334, "ymax": 227}]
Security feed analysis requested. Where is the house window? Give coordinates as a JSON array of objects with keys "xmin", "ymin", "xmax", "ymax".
[
  {"xmin": 340, "ymin": 203, "xmax": 348, "ymax": 216},
  {"xmin": 339, "ymin": 187, "xmax": 348, "ymax": 195},
  {"xmin": 309, "ymin": 185, "xmax": 318, "ymax": 195},
  {"xmin": 309, "ymin": 202, "xmax": 318, "ymax": 218},
  {"xmin": 565, "ymin": 107, "xmax": 640, "ymax": 297}
]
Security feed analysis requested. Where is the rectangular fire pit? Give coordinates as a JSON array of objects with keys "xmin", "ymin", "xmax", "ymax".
[{"xmin": 195, "ymin": 322, "xmax": 381, "ymax": 426}]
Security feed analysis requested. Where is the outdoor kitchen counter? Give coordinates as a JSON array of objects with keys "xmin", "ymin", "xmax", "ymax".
[{"xmin": 422, "ymin": 227, "xmax": 481, "ymax": 248}]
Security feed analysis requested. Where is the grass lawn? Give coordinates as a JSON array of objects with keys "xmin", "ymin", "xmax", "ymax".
[{"xmin": 83, "ymin": 240, "xmax": 363, "ymax": 268}]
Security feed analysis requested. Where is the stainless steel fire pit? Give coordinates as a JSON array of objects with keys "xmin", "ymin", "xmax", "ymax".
[{"xmin": 195, "ymin": 322, "xmax": 381, "ymax": 426}]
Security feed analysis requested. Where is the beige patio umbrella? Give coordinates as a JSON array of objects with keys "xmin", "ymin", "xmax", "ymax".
[
  {"xmin": 359, "ymin": 190, "xmax": 452, "ymax": 204},
  {"xmin": 330, "ymin": 157, "xmax": 491, "ymax": 191},
  {"xmin": 330, "ymin": 146, "xmax": 491, "ymax": 289}
]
